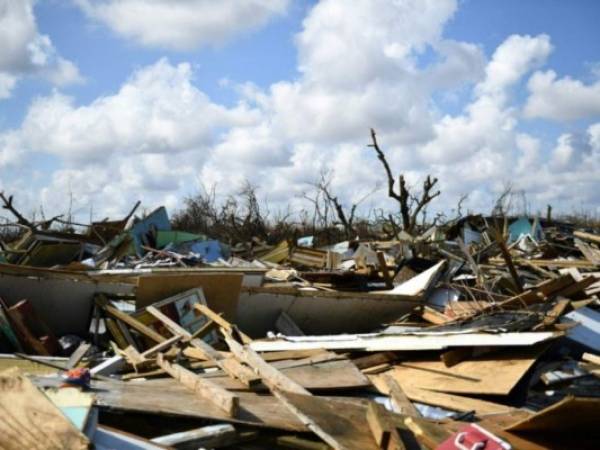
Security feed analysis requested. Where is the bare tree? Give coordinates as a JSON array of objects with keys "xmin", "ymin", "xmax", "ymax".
[
  {"xmin": 314, "ymin": 171, "xmax": 379, "ymax": 240},
  {"xmin": 368, "ymin": 128, "xmax": 440, "ymax": 234},
  {"xmin": 491, "ymin": 183, "xmax": 513, "ymax": 217},
  {"xmin": 0, "ymin": 192, "xmax": 34, "ymax": 229}
]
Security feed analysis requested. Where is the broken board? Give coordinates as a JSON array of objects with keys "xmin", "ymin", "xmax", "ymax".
[
  {"xmin": 371, "ymin": 345, "xmax": 546, "ymax": 396},
  {"xmin": 0, "ymin": 373, "xmax": 89, "ymax": 450}
]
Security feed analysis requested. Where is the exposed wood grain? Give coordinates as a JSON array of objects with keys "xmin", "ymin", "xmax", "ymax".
[
  {"xmin": 104, "ymin": 303, "xmax": 165, "ymax": 343},
  {"xmin": 193, "ymin": 303, "xmax": 252, "ymax": 343},
  {"xmin": 381, "ymin": 374, "xmax": 420, "ymax": 417},
  {"xmin": 504, "ymin": 396, "xmax": 600, "ymax": 433},
  {"xmin": 366, "ymin": 401, "xmax": 405, "ymax": 449},
  {"xmin": 0, "ymin": 374, "xmax": 89, "ymax": 450},
  {"xmin": 370, "ymin": 374, "xmax": 513, "ymax": 415},
  {"xmin": 66, "ymin": 342, "xmax": 91, "ymax": 369},
  {"xmin": 383, "ymin": 345, "xmax": 546, "ymax": 396},
  {"xmin": 156, "ymin": 353, "xmax": 238, "ymax": 416},
  {"xmin": 147, "ymin": 305, "xmax": 260, "ymax": 387},
  {"xmin": 224, "ymin": 331, "xmax": 308, "ymax": 395}
]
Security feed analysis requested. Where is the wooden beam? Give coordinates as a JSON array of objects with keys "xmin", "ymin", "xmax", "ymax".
[
  {"xmin": 104, "ymin": 304, "xmax": 165, "ymax": 344},
  {"xmin": 156, "ymin": 353, "xmax": 239, "ymax": 416},
  {"xmin": 377, "ymin": 251, "xmax": 394, "ymax": 289},
  {"xmin": 534, "ymin": 299, "xmax": 571, "ymax": 330},
  {"xmin": 142, "ymin": 334, "xmax": 182, "ymax": 358},
  {"xmin": 151, "ymin": 424, "xmax": 237, "ymax": 448},
  {"xmin": 146, "ymin": 306, "xmax": 260, "ymax": 387},
  {"xmin": 193, "ymin": 303, "xmax": 252, "ymax": 344},
  {"xmin": 366, "ymin": 402, "xmax": 405, "ymax": 450},
  {"xmin": 66, "ymin": 342, "xmax": 91, "ymax": 369},
  {"xmin": 223, "ymin": 330, "xmax": 308, "ymax": 395},
  {"xmin": 105, "ymin": 318, "xmax": 129, "ymax": 349},
  {"xmin": 0, "ymin": 373, "xmax": 89, "ymax": 450},
  {"xmin": 382, "ymin": 374, "xmax": 420, "ymax": 417},
  {"xmin": 574, "ymin": 230, "xmax": 600, "ymax": 245},
  {"xmin": 223, "ymin": 329, "xmax": 355, "ymax": 449},
  {"xmin": 421, "ymin": 306, "xmax": 451, "ymax": 325}
]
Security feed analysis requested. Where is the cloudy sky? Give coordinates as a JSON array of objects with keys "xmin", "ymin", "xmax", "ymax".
[{"xmin": 1, "ymin": 0, "xmax": 599, "ymax": 223}]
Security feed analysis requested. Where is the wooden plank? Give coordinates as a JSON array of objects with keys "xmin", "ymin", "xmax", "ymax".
[
  {"xmin": 377, "ymin": 251, "xmax": 394, "ymax": 289},
  {"xmin": 151, "ymin": 424, "xmax": 236, "ymax": 448},
  {"xmin": 504, "ymin": 396, "xmax": 600, "ymax": 433},
  {"xmin": 0, "ymin": 373, "xmax": 89, "ymax": 450},
  {"xmin": 277, "ymin": 435, "xmax": 330, "ymax": 450},
  {"xmin": 488, "ymin": 275, "xmax": 575, "ymax": 311},
  {"xmin": 7, "ymin": 300, "xmax": 55, "ymax": 355},
  {"xmin": 141, "ymin": 334, "xmax": 182, "ymax": 358},
  {"xmin": 575, "ymin": 239, "xmax": 600, "ymax": 265},
  {"xmin": 574, "ymin": 230, "xmax": 600, "ymax": 245},
  {"xmin": 224, "ymin": 331, "xmax": 308, "ymax": 395},
  {"xmin": 66, "ymin": 342, "xmax": 91, "ymax": 369},
  {"xmin": 121, "ymin": 346, "xmax": 146, "ymax": 366},
  {"xmin": 381, "ymin": 374, "xmax": 420, "ymax": 417},
  {"xmin": 403, "ymin": 416, "xmax": 451, "ymax": 450},
  {"xmin": 380, "ymin": 345, "xmax": 546, "ymax": 396},
  {"xmin": 491, "ymin": 257, "xmax": 597, "ymax": 269},
  {"xmin": 116, "ymin": 319, "xmax": 138, "ymax": 349},
  {"xmin": 534, "ymin": 299, "xmax": 571, "ymax": 330},
  {"xmin": 402, "ymin": 386, "xmax": 513, "ymax": 415},
  {"xmin": 353, "ymin": 352, "xmax": 399, "ymax": 370},
  {"xmin": 184, "ymin": 347, "xmax": 326, "ymax": 364},
  {"xmin": 366, "ymin": 401, "xmax": 405, "ymax": 449},
  {"xmin": 582, "ymin": 352, "xmax": 600, "ymax": 365},
  {"xmin": 105, "ymin": 318, "xmax": 129, "ymax": 349},
  {"xmin": 421, "ymin": 306, "xmax": 451, "ymax": 325},
  {"xmin": 276, "ymin": 311, "xmax": 305, "ymax": 336},
  {"xmin": 202, "ymin": 358, "xmax": 370, "ymax": 391},
  {"xmin": 224, "ymin": 330, "xmax": 360, "ymax": 449},
  {"xmin": 104, "ymin": 303, "xmax": 165, "ymax": 343},
  {"xmin": 156, "ymin": 353, "xmax": 238, "ymax": 416},
  {"xmin": 193, "ymin": 303, "xmax": 252, "ymax": 343},
  {"xmin": 370, "ymin": 373, "xmax": 513, "ymax": 416},
  {"xmin": 279, "ymin": 392, "xmax": 383, "ymax": 450},
  {"xmin": 146, "ymin": 306, "xmax": 260, "ymax": 387}
]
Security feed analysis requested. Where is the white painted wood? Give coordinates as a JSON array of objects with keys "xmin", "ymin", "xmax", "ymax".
[
  {"xmin": 151, "ymin": 424, "xmax": 235, "ymax": 447},
  {"xmin": 250, "ymin": 331, "xmax": 559, "ymax": 352}
]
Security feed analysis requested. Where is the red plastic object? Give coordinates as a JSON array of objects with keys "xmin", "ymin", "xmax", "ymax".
[
  {"xmin": 62, "ymin": 367, "xmax": 91, "ymax": 388},
  {"xmin": 436, "ymin": 423, "xmax": 511, "ymax": 450}
]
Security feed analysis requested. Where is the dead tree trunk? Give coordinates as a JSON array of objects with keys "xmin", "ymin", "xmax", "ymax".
[
  {"xmin": 0, "ymin": 192, "xmax": 34, "ymax": 229},
  {"xmin": 368, "ymin": 129, "xmax": 440, "ymax": 234}
]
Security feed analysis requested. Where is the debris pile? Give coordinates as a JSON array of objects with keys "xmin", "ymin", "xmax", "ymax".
[{"xmin": 0, "ymin": 200, "xmax": 599, "ymax": 449}]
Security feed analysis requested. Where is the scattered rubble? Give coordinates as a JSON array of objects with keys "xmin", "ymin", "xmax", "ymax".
[{"xmin": 0, "ymin": 199, "xmax": 599, "ymax": 449}]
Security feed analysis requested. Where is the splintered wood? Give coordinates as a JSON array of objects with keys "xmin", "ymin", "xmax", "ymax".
[{"xmin": 0, "ymin": 373, "xmax": 89, "ymax": 450}]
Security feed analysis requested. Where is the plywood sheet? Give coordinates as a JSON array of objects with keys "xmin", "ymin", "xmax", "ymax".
[
  {"xmin": 0, "ymin": 374, "xmax": 89, "ymax": 450},
  {"xmin": 370, "ymin": 374, "xmax": 513, "ymax": 416},
  {"xmin": 380, "ymin": 345, "xmax": 546, "ymax": 396},
  {"xmin": 136, "ymin": 273, "xmax": 243, "ymax": 321},
  {"xmin": 203, "ymin": 358, "xmax": 370, "ymax": 391},
  {"xmin": 504, "ymin": 396, "xmax": 600, "ymax": 433}
]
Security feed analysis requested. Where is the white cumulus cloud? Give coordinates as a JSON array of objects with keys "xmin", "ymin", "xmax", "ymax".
[
  {"xmin": 524, "ymin": 70, "xmax": 600, "ymax": 121},
  {"xmin": 74, "ymin": 0, "xmax": 290, "ymax": 50},
  {"xmin": 0, "ymin": 0, "xmax": 82, "ymax": 99}
]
